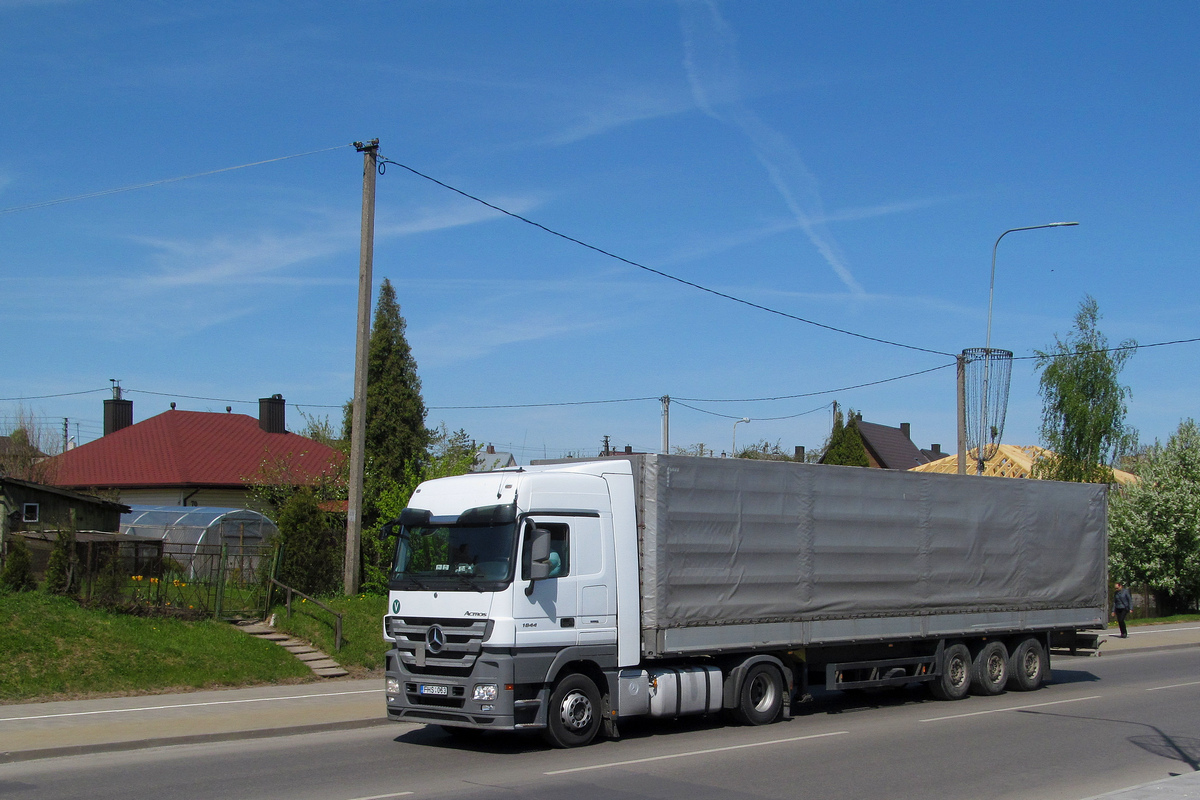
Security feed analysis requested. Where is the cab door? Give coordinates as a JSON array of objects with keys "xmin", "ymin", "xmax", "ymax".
[{"xmin": 514, "ymin": 515, "xmax": 585, "ymax": 647}]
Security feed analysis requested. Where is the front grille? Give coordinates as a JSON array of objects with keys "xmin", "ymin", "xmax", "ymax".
[{"xmin": 386, "ymin": 616, "xmax": 490, "ymax": 672}]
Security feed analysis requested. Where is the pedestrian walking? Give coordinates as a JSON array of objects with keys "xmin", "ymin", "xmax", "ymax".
[{"xmin": 1113, "ymin": 582, "xmax": 1133, "ymax": 638}]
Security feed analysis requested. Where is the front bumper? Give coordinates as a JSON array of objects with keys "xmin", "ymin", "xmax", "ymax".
[{"xmin": 385, "ymin": 648, "xmax": 540, "ymax": 730}]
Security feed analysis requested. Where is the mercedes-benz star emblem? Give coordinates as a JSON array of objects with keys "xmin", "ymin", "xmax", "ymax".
[{"xmin": 426, "ymin": 625, "xmax": 446, "ymax": 653}]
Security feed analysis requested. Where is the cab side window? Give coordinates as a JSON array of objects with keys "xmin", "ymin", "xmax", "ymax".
[{"xmin": 521, "ymin": 522, "xmax": 570, "ymax": 579}]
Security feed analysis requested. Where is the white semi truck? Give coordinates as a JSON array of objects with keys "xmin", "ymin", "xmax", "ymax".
[{"xmin": 382, "ymin": 455, "xmax": 1107, "ymax": 747}]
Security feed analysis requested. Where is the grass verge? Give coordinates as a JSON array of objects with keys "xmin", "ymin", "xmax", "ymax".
[
  {"xmin": 268, "ymin": 594, "xmax": 387, "ymax": 672},
  {"xmin": 0, "ymin": 591, "xmax": 312, "ymax": 703}
]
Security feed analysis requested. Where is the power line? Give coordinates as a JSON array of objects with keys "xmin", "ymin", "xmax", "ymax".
[
  {"xmin": 675, "ymin": 363, "xmax": 956, "ymax": 403},
  {"xmin": 6, "ymin": 333, "xmax": 1193, "ymax": 419},
  {"xmin": 0, "ymin": 389, "xmax": 109, "ymax": 402},
  {"xmin": 1008, "ymin": 337, "xmax": 1200, "ymax": 361},
  {"xmin": 376, "ymin": 155, "xmax": 954, "ymax": 358},
  {"xmin": 429, "ymin": 396, "xmax": 659, "ymax": 411},
  {"xmin": 0, "ymin": 145, "xmax": 350, "ymax": 215},
  {"xmin": 672, "ymin": 400, "xmax": 832, "ymax": 422}
]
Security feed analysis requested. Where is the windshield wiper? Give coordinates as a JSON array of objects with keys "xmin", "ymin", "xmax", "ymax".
[
  {"xmin": 453, "ymin": 573, "xmax": 486, "ymax": 592},
  {"xmin": 401, "ymin": 575, "xmax": 432, "ymax": 591}
]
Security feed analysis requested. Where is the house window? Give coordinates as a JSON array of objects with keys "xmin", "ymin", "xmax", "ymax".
[{"xmin": 22, "ymin": 503, "xmax": 39, "ymax": 523}]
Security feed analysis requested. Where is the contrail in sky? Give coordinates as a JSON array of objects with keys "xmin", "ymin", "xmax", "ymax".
[{"xmin": 679, "ymin": 0, "xmax": 866, "ymax": 296}]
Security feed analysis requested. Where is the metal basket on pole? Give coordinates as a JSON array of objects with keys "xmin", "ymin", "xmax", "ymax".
[{"xmin": 962, "ymin": 347, "xmax": 1013, "ymax": 474}]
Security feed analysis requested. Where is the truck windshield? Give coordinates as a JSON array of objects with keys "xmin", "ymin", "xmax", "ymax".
[{"xmin": 390, "ymin": 509, "xmax": 517, "ymax": 591}]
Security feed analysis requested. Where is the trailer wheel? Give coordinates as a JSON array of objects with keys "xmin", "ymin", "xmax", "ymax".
[
  {"xmin": 970, "ymin": 641, "xmax": 1009, "ymax": 696},
  {"xmin": 543, "ymin": 673, "xmax": 602, "ymax": 748},
  {"xmin": 734, "ymin": 663, "xmax": 784, "ymax": 725},
  {"xmin": 930, "ymin": 643, "xmax": 971, "ymax": 701},
  {"xmin": 1006, "ymin": 637, "xmax": 1048, "ymax": 692}
]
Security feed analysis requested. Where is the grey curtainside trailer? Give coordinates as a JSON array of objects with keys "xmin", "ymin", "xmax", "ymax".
[
  {"xmin": 634, "ymin": 455, "xmax": 1108, "ymax": 657},
  {"xmin": 383, "ymin": 453, "xmax": 1109, "ymax": 746}
]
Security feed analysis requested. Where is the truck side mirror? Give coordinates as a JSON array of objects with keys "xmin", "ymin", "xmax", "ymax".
[
  {"xmin": 379, "ymin": 519, "xmax": 398, "ymax": 540},
  {"xmin": 525, "ymin": 522, "xmax": 552, "ymax": 595}
]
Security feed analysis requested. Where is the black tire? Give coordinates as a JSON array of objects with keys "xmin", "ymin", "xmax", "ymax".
[
  {"xmin": 930, "ymin": 643, "xmax": 972, "ymax": 701},
  {"xmin": 970, "ymin": 640, "xmax": 1009, "ymax": 696},
  {"xmin": 733, "ymin": 663, "xmax": 785, "ymax": 726},
  {"xmin": 1006, "ymin": 637, "xmax": 1048, "ymax": 692},
  {"xmin": 542, "ymin": 673, "xmax": 602, "ymax": 748}
]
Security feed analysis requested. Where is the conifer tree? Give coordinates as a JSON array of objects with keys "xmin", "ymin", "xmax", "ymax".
[
  {"xmin": 822, "ymin": 408, "xmax": 870, "ymax": 467},
  {"xmin": 343, "ymin": 278, "xmax": 430, "ymax": 523}
]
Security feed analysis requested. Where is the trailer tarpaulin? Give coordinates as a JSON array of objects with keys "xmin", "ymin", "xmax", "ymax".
[{"xmin": 637, "ymin": 455, "xmax": 1107, "ymax": 632}]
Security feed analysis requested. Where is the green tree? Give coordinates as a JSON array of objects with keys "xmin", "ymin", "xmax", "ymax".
[
  {"xmin": 1033, "ymin": 295, "xmax": 1136, "ymax": 483},
  {"xmin": 735, "ymin": 439, "xmax": 800, "ymax": 461},
  {"xmin": 1109, "ymin": 420, "xmax": 1200, "ymax": 614},
  {"xmin": 361, "ymin": 426, "xmax": 477, "ymax": 594},
  {"xmin": 0, "ymin": 534, "xmax": 36, "ymax": 593},
  {"xmin": 343, "ymin": 278, "xmax": 430, "ymax": 525},
  {"xmin": 821, "ymin": 408, "xmax": 869, "ymax": 467},
  {"xmin": 276, "ymin": 488, "xmax": 342, "ymax": 597}
]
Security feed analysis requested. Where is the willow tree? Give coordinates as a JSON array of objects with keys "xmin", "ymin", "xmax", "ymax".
[{"xmin": 1033, "ymin": 296, "xmax": 1136, "ymax": 483}]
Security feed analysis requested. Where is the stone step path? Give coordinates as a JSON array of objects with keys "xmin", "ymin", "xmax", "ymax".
[{"xmin": 234, "ymin": 620, "xmax": 349, "ymax": 678}]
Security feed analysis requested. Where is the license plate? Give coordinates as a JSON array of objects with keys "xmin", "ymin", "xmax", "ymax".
[{"xmin": 418, "ymin": 684, "xmax": 449, "ymax": 696}]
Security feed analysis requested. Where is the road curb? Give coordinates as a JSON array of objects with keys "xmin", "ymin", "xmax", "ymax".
[{"xmin": 0, "ymin": 717, "xmax": 395, "ymax": 765}]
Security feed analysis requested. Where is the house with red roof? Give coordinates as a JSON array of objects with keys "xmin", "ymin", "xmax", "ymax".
[{"xmin": 49, "ymin": 394, "xmax": 344, "ymax": 511}]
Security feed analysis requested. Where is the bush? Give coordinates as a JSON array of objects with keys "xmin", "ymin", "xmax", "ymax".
[
  {"xmin": 276, "ymin": 488, "xmax": 342, "ymax": 597},
  {"xmin": 0, "ymin": 534, "xmax": 36, "ymax": 593}
]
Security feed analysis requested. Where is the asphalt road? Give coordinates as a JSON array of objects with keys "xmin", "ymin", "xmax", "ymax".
[{"xmin": 3, "ymin": 647, "xmax": 1200, "ymax": 800}]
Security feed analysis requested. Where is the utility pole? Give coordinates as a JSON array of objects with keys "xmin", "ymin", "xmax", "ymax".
[
  {"xmin": 956, "ymin": 353, "xmax": 967, "ymax": 475},
  {"xmin": 345, "ymin": 139, "xmax": 379, "ymax": 595},
  {"xmin": 660, "ymin": 395, "xmax": 670, "ymax": 454},
  {"xmin": 62, "ymin": 418, "xmax": 69, "ymax": 453}
]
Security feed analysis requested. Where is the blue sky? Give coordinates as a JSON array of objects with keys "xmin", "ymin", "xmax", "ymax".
[{"xmin": 2, "ymin": 1, "xmax": 1197, "ymax": 464}]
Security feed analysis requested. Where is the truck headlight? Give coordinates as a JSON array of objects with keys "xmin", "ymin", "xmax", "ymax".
[
  {"xmin": 386, "ymin": 677, "xmax": 400, "ymax": 695},
  {"xmin": 473, "ymin": 683, "xmax": 498, "ymax": 701}
]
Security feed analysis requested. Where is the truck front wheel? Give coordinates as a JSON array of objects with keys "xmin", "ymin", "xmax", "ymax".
[
  {"xmin": 734, "ymin": 664, "xmax": 784, "ymax": 725},
  {"xmin": 543, "ymin": 674, "xmax": 602, "ymax": 748},
  {"xmin": 930, "ymin": 643, "xmax": 971, "ymax": 701}
]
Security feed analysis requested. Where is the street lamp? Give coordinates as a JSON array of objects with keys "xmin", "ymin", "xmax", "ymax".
[
  {"xmin": 733, "ymin": 417, "xmax": 750, "ymax": 457},
  {"xmin": 971, "ymin": 221, "xmax": 1079, "ymax": 474},
  {"xmin": 986, "ymin": 222, "xmax": 1078, "ymax": 352}
]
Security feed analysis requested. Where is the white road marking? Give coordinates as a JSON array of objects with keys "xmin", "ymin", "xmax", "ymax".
[
  {"xmin": 1148, "ymin": 680, "xmax": 1200, "ymax": 691},
  {"xmin": 919, "ymin": 695, "xmax": 1101, "ymax": 723},
  {"xmin": 343, "ymin": 793, "xmax": 414, "ymax": 800},
  {"xmin": 543, "ymin": 730, "xmax": 849, "ymax": 775},
  {"xmin": 1121, "ymin": 625, "xmax": 1200, "ymax": 636},
  {"xmin": 0, "ymin": 689, "xmax": 382, "ymax": 722}
]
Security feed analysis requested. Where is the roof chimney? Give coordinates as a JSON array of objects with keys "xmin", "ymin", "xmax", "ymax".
[
  {"xmin": 930, "ymin": 443, "xmax": 944, "ymax": 457},
  {"xmin": 486, "ymin": 444, "xmax": 495, "ymax": 454},
  {"xmin": 258, "ymin": 394, "xmax": 286, "ymax": 434},
  {"xmin": 103, "ymin": 381, "xmax": 133, "ymax": 435},
  {"xmin": 624, "ymin": 445, "xmax": 633, "ymax": 454},
  {"xmin": 795, "ymin": 445, "xmax": 805, "ymax": 461},
  {"xmin": 900, "ymin": 422, "xmax": 911, "ymax": 440}
]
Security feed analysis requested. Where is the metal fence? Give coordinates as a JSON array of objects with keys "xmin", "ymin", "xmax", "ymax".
[{"xmin": 79, "ymin": 541, "xmax": 278, "ymax": 618}]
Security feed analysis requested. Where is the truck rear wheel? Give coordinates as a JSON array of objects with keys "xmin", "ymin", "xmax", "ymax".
[
  {"xmin": 543, "ymin": 673, "xmax": 602, "ymax": 748},
  {"xmin": 970, "ymin": 641, "xmax": 1009, "ymax": 695},
  {"xmin": 1007, "ymin": 637, "xmax": 1048, "ymax": 691},
  {"xmin": 930, "ymin": 643, "xmax": 971, "ymax": 701},
  {"xmin": 734, "ymin": 663, "xmax": 784, "ymax": 725}
]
